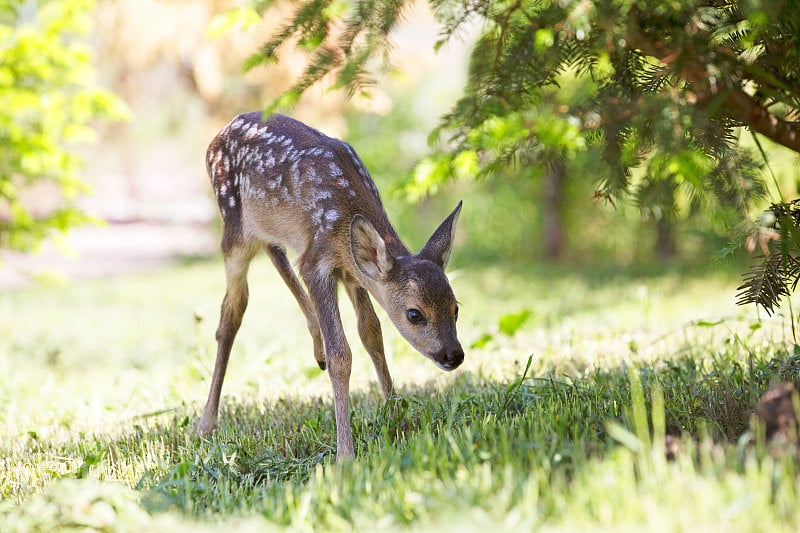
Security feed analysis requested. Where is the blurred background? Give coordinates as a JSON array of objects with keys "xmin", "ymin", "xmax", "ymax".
[{"xmin": 1, "ymin": 0, "xmax": 798, "ymax": 288}]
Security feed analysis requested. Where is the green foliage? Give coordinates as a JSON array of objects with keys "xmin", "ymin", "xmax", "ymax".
[
  {"xmin": 470, "ymin": 309, "xmax": 531, "ymax": 349},
  {"xmin": 239, "ymin": 0, "xmax": 800, "ymax": 254},
  {"xmin": 497, "ymin": 309, "xmax": 531, "ymax": 336},
  {"xmin": 0, "ymin": 0, "xmax": 127, "ymax": 253},
  {"xmin": 737, "ymin": 199, "xmax": 800, "ymax": 315},
  {"xmin": 232, "ymin": 0, "xmax": 800, "ymax": 303},
  {"xmin": 206, "ymin": 6, "xmax": 262, "ymax": 39}
]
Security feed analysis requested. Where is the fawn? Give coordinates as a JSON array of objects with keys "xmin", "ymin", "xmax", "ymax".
[{"xmin": 197, "ymin": 112, "xmax": 464, "ymax": 460}]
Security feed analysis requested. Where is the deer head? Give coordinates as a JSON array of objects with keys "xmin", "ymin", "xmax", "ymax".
[{"xmin": 350, "ymin": 201, "xmax": 464, "ymax": 371}]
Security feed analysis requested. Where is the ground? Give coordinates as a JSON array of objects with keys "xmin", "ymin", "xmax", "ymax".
[{"xmin": 0, "ymin": 222, "xmax": 217, "ymax": 290}]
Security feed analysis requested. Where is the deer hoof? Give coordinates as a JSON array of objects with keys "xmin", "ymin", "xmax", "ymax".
[{"xmin": 195, "ymin": 417, "xmax": 217, "ymax": 437}]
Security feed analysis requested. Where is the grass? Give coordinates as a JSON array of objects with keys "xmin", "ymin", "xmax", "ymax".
[{"xmin": 2, "ymin": 257, "xmax": 800, "ymax": 531}]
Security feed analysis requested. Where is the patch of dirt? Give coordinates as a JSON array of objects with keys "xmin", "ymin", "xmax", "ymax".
[
  {"xmin": 757, "ymin": 382, "xmax": 800, "ymax": 444},
  {"xmin": 0, "ymin": 221, "xmax": 218, "ymax": 290}
]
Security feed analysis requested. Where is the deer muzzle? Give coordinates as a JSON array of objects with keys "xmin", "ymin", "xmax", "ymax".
[{"xmin": 432, "ymin": 345, "xmax": 465, "ymax": 371}]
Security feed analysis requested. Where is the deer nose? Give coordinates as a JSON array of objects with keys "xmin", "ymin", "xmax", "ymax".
[{"xmin": 434, "ymin": 346, "xmax": 464, "ymax": 371}]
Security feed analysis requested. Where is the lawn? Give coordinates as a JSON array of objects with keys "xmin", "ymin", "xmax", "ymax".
[{"xmin": 1, "ymin": 257, "xmax": 800, "ymax": 531}]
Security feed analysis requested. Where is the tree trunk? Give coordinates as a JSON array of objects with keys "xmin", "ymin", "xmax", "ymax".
[
  {"xmin": 655, "ymin": 216, "xmax": 677, "ymax": 259},
  {"xmin": 542, "ymin": 157, "xmax": 567, "ymax": 259}
]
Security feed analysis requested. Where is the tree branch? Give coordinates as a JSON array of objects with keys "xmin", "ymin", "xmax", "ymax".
[{"xmin": 624, "ymin": 14, "xmax": 800, "ymax": 154}]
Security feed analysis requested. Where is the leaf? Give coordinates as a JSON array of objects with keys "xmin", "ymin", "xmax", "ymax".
[
  {"xmin": 0, "ymin": 0, "xmax": 125, "ymax": 254},
  {"xmin": 402, "ymin": 155, "xmax": 451, "ymax": 202},
  {"xmin": 692, "ymin": 319, "xmax": 724, "ymax": 327},
  {"xmin": 470, "ymin": 332, "xmax": 493, "ymax": 349},
  {"xmin": 242, "ymin": 52, "xmax": 269, "ymax": 73},
  {"xmin": 321, "ymin": 0, "xmax": 349, "ymax": 20},
  {"xmin": 498, "ymin": 310, "xmax": 532, "ymax": 336},
  {"xmin": 736, "ymin": 252, "xmax": 792, "ymax": 315},
  {"xmin": 627, "ymin": 367, "xmax": 650, "ymax": 449},
  {"xmin": 76, "ymin": 450, "xmax": 106, "ymax": 479},
  {"xmin": 206, "ymin": 7, "xmax": 261, "ymax": 40},
  {"xmin": 451, "ymin": 150, "xmax": 479, "ymax": 181},
  {"xmin": 499, "ymin": 354, "xmax": 533, "ymax": 415},
  {"xmin": 605, "ymin": 420, "xmax": 643, "ymax": 453}
]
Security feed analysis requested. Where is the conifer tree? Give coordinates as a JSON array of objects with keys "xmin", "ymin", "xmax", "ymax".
[{"xmin": 245, "ymin": 0, "xmax": 800, "ymax": 309}]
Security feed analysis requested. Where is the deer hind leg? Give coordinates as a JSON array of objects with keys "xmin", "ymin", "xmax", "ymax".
[
  {"xmin": 344, "ymin": 281, "xmax": 393, "ymax": 400},
  {"xmin": 197, "ymin": 241, "xmax": 258, "ymax": 436},
  {"xmin": 265, "ymin": 244, "xmax": 325, "ymax": 370}
]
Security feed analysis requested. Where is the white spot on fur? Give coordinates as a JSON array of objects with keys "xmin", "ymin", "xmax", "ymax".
[
  {"xmin": 244, "ymin": 124, "xmax": 260, "ymax": 139},
  {"xmin": 312, "ymin": 189, "xmax": 332, "ymax": 201},
  {"xmin": 329, "ymin": 162, "xmax": 343, "ymax": 177},
  {"xmin": 232, "ymin": 146, "xmax": 246, "ymax": 167},
  {"xmin": 268, "ymin": 174, "xmax": 282, "ymax": 190},
  {"xmin": 229, "ymin": 195, "xmax": 236, "ymax": 208},
  {"xmin": 211, "ymin": 150, "xmax": 222, "ymax": 168},
  {"xmin": 245, "ymin": 149, "xmax": 260, "ymax": 165},
  {"xmin": 264, "ymin": 151, "xmax": 276, "ymax": 168},
  {"xmin": 290, "ymin": 161, "xmax": 301, "ymax": 184},
  {"xmin": 307, "ymin": 166, "xmax": 322, "ymax": 184}
]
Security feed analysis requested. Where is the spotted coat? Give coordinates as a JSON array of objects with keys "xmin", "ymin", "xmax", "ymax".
[{"xmin": 206, "ymin": 112, "xmax": 387, "ymax": 254}]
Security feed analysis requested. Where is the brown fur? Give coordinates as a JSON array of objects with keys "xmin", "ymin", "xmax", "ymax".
[{"xmin": 197, "ymin": 112, "xmax": 464, "ymax": 461}]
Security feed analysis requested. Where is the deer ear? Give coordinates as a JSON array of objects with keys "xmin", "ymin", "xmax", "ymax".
[
  {"xmin": 419, "ymin": 201, "xmax": 462, "ymax": 269},
  {"xmin": 350, "ymin": 215, "xmax": 395, "ymax": 281}
]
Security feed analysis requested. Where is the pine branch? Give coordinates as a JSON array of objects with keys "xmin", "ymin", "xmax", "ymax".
[
  {"xmin": 736, "ymin": 252, "xmax": 792, "ymax": 315},
  {"xmin": 625, "ymin": 6, "xmax": 800, "ymax": 154},
  {"xmin": 737, "ymin": 199, "xmax": 800, "ymax": 314}
]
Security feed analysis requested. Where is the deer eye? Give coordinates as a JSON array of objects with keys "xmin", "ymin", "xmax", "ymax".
[
  {"xmin": 454, "ymin": 305, "xmax": 459, "ymax": 322},
  {"xmin": 406, "ymin": 308, "xmax": 425, "ymax": 325}
]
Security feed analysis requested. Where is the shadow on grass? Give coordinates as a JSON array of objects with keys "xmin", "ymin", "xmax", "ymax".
[
  {"xmin": 82, "ymin": 345, "xmax": 800, "ymax": 519},
  {"xmin": 5, "ymin": 344, "xmax": 798, "ymax": 528}
]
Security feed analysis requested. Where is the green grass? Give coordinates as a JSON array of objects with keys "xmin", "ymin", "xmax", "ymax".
[{"xmin": 2, "ymin": 258, "xmax": 800, "ymax": 531}]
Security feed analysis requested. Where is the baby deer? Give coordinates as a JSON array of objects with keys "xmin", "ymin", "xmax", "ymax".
[{"xmin": 197, "ymin": 112, "xmax": 464, "ymax": 460}]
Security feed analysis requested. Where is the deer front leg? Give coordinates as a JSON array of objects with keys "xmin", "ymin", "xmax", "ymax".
[
  {"xmin": 265, "ymin": 244, "xmax": 325, "ymax": 369},
  {"xmin": 344, "ymin": 281, "xmax": 393, "ymax": 400},
  {"xmin": 197, "ymin": 244, "xmax": 256, "ymax": 436},
  {"xmin": 302, "ymin": 265, "xmax": 355, "ymax": 461}
]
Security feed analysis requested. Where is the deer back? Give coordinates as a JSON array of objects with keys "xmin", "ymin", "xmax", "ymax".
[{"xmin": 206, "ymin": 112, "xmax": 407, "ymax": 261}]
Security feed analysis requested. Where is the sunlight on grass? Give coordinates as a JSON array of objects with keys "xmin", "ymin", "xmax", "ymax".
[{"xmin": 2, "ymin": 259, "xmax": 800, "ymax": 530}]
